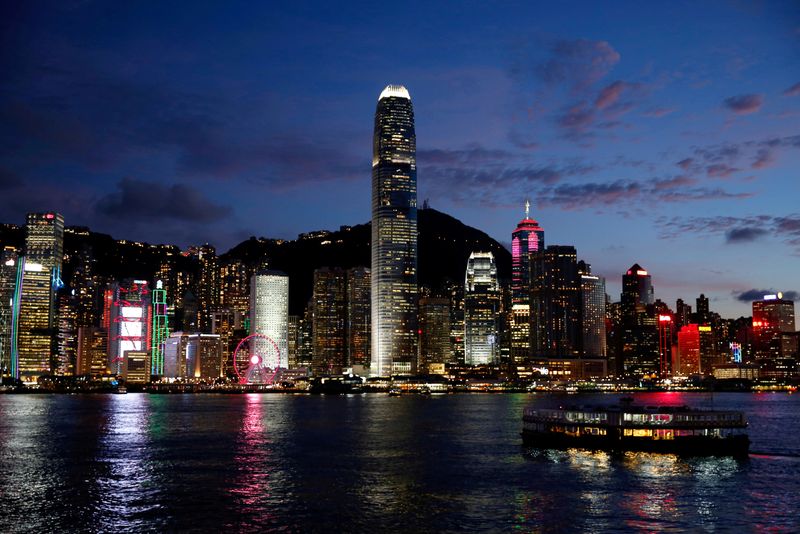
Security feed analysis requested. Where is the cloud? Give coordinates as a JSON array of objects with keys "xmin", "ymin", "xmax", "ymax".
[
  {"xmin": 642, "ymin": 107, "xmax": 676, "ymax": 118},
  {"xmin": 783, "ymin": 82, "xmax": 800, "ymax": 97},
  {"xmin": 734, "ymin": 289, "xmax": 798, "ymax": 303},
  {"xmin": 706, "ymin": 163, "xmax": 738, "ymax": 178},
  {"xmin": 535, "ymin": 39, "xmax": 621, "ymax": 92},
  {"xmin": 96, "ymin": 178, "xmax": 232, "ymax": 223},
  {"xmin": 751, "ymin": 148, "xmax": 775, "ymax": 169},
  {"xmin": 595, "ymin": 81, "xmax": 626, "ymax": 110},
  {"xmin": 658, "ymin": 213, "xmax": 800, "ymax": 252},
  {"xmin": 725, "ymin": 227, "xmax": 768, "ymax": 243},
  {"xmin": 722, "ymin": 94, "xmax": 763, "ymax": 114}
]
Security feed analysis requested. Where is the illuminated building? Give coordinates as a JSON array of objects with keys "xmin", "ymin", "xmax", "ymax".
[
  {"xmin": 696, "ymin": 293, "xmax": 710, "ymax": 324},
  {"xmin": 0, "ymin": 248, "xmax": 18, "ymax": 377},
  {"xmin": 211, "ymin": 308, "xmax": 247, "ymax": 376},
  {"xmin": 657, "ymin": 314, "xmax": 673, "ymax": 377},
  {"xmin": 579, "ymin": 262, "xmax": 606, "ymax": 359},
  {"xmin": 675, "ymin": 298, "xmax": 692, "ymax": 333},
  {"xmin": 14, "ymin": 212, "xmax": 65, "ymax": 382},
  {"xmin": 164, "ymin": 332, "xmax": 223, "ymax": 380},
  {"xmin": 531, "ymin": 246, "xmax": 582, "ymax": 359},
  {"xmin": 676, "ymin": 324, "xmax": 700, "ymax": 375},
  {"xmin": 752, "ymin": 293, "xmax": 795, "ymax": 361},
  {"xmin": 76, "ymin": 327, "xmax": 108, "ymax": 375},
  {"xmin": 464, "ymin": 252, "xmax": 501, "ymax": 365},
  {"xmin": 312, "ymin": 267, "xmax": 347, "ymax": 374},
  {"xmin": 150, "ymin": 280, "xmax": 169, "ymax": 376},
  {"xmin": 619, "ymin": 264, "xmax": 658, "ymax": 376},
  {"xmin": 346, "ymin": 267, "xmax": 370, "ymax": 370},
  {"xmin": 418, "ymin": 297, "xmax": 451, "ymax": 372},
  {"xmin": 371, "ymin": 84, "xmax": 418, "ymax": 376},
  {"xmin": 288, "ymin": 315, "xmax": 300, "ymax": 369},
  {"xmin": 107, "ymin": 280, "xmax": 151, "ymax": 376},
  {"xmin": 196, "ymin": 244, "xmax": 219, "ymax": 331},
  {"xmin": 511, "ymin": 201, "xmax": 545, "ymax": 363},
  {"xmin": 250, "ymin": 270, "xmax": 289, "ymax": 369},
  {"xmin": 122, "ymin": 350, "xmax": 149, "ymax": 383},
  {"xmin": 220, "ymin": 259, "xmax": 250, "ymax": 318},
  {"xmin": 449, "ymin": 282, "xmax": 465, "ymax": 364},
  {"xmin": 56, "ymin": 291, "xmax": 78, "ymax": 375}
]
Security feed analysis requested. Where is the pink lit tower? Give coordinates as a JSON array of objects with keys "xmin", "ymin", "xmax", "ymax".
[{"xmin": 510, "ymin": 200, "xmax": 544, "ymax": 363}]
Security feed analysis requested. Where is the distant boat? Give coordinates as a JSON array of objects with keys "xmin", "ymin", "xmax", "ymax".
[
  {"xmin": 419, "ymin": 385, "xmax": 431, "ymax": 396},
  {"xmin": 388, "ymin": 387, "xmax": 403, "ymax": 397},
  {"xmin": 114, "ymin": 385, "xmax": 127, "ymax": 394}
]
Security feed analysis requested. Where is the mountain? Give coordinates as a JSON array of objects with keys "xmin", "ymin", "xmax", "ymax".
[{"xmin": 222, "ymin": 208, "xmax": 511, "ymax": 314}]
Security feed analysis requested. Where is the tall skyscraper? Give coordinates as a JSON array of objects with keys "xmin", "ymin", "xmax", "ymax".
[
  {"xmin": 107, "ymin": 279, "xmax": 151, "ymax": 376},
  {"xmin": 619, "ymin": 264, "xmax": 659, "ymax": 376},
  {"xmin": 752, "ymin": 293, "xmax": 795, "ymax": 361},
  {"xmin": 579, "ymin": 263, "xmax": 606, "ymax": 359},
  {"xmin": 250, "ymin": 271, "xmax": 289, "ymax": 370},
  {"xmin": 13, "ymin": 212, "xmax": 64, "ymax": 382},
  {"xmin": 511, "ymin": 201, "xmax": 545, "ymax": 363},
  {"xmin": 464, "ymin": 252, "xmax": 501, "ymax": 365},
  {"xmin": 312, "ymin": 267, "xmax": 347, "ymax": 374},
  {"xmin": 346, "ymin": 267, "xmax": 371, "ymax": 370},
  {"xmin": 0, "ymin": 247, "xmax": 18, "ymax": 377},
  {"xmin": 196, "ymin": 244, "xmax": 219, "ymax": 332},
  {"xmin": 150, "ymin": 280, "xmax": 169, "ymax": 376},
  {"xmin": 418, "ymin": 297, "xmax": 451, "ymax": 372},
  {"xmin": 371, "ymin": 84, "xmax": 418, "ymax": 376},
  {"xmin": 531, "ymin": 246, "xmax": 582, "ymax": 358}
]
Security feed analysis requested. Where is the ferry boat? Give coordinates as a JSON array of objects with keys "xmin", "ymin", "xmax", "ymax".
[{"xmin": 522, "ymin": 401, "xmax": 749, "ymax": 456}]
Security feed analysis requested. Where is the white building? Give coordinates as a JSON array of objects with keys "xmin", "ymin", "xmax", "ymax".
[{"xmin": 250, "ymin": 271, "xmax": 289, "ymax": 369}]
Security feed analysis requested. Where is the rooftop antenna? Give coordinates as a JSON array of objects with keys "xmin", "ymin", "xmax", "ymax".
[{"xmin": 525, "ymin": 199, "xmax": 531, "ymax": 219}]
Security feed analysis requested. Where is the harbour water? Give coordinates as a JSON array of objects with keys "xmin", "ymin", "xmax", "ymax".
[{"xmin": 0, "ymin": 392, "xmax": 798, "ymax": 532}]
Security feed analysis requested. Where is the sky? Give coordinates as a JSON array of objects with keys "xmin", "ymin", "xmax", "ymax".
[{"xmin": 1, "ymin": 0, "xmax": 798, "ymax": 318}]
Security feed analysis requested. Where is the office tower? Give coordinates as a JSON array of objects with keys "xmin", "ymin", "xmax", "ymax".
[
  {"xmin": 675, "ymin": 298, "xmax": 692, "ymax": 332},
  {"xmin": 531, "ymin": 246, "xmax": 582, "ymax": 358},
  {"xmin": 211, "ymin": 308, "xmax": 247, "ymax": 376},
  {"xmin": 76, "ymin": 327, "xmax": 108, "ymax": 375},
  {"xmin": 151, "ymin": 280, "xmax": 169, "ymax": 376},
  {"xmin": 449, "ymin": 282, "xmax": 465, "ymax": 364},
  {"xmin": 346, "ymin": 267, "xmax": 370, "ymax": 370},
  {"xmin": 657, "ymin": 313, "xmax": 673, "ymax": 377},
  {"xmin": 196, "ymin": 244, "xmax": 219, "ymax": 331},
  {"xmin": 56, "ymin": 291, "xmax": 78, "ymax": 375},
  {"xmin": 464, "ymin": 252, "xmax": 501, "ymax": 365},
  {"xmin": 696, "ymin": 293, "xmax": 710, "ymax": 324},
  {"xmin": 579, "ymin": 263, "xmax": 606, "ymax": 358},
  {"xmin": 71, "ymin": 244, "xmax": 100, "ymax": 329},
  {"xmin": 419, "ymin": 297, "xmax": 451, "ymax": 372},
  {"xmin": 250, "ymin": 271, "xmax": 289, "ymax": 369},
  {"xmin": 676, "ymin": 324, "xmax": 701, "ymax": 376},
  {"xmin": 220, "ymin": 259, "xmax": 251, "ymax": 318},
  {"xmin": 619, "ymin": 264, "xmax": 659, "ymax": 376},
  {"xmin": 511, "ymin": 201, "xmax": 545, "ymax": 363},
  {"xmin": 14, "ymin": 212, "xmax": 65, "ymax": 382},
  {"xmin": 122, "ymin": 351, "xmax": 149, "ymax": 383},
  {"xmin": 0, "ymin": 248, "xmax": 18, "ymax": 377},
  {"xmin": 752, "ymin": 293, "xmax": 796, "ymax": 360},
  {"xmin": 287, "ymin": 315, "xmax": 300, "ymax": 369},
  {"xmin": 107, "ymin": 279, "xmax": 151, "ymax": 376},
  {"xmin": 312, "ymin": 267, "xmax": 347, "ymax": 374},
  {"xmin": 298, "ymin": 303, "xmax": 314, "ymax": 369},
  {"xmin": 371, "ymin": 84, "xmax": 418, "ymax": 376}
]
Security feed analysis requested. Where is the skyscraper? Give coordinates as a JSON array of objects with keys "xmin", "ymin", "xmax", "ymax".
[
  {"xmin": 511, "ymin": 201, "xmax": 545, "ymax": 363},
  {"xmin": 14, "ymin": 213, "xmax": 64, "ymax": 382},
  {"xmin": 371, "ymin": 84, "xmax": 418, "ymax": 376},
  {"xmin": 312, "ymin": 267, "xmax": 347, "ymax": 374},
  {"xmin": 418, "ymin": 297, "xmax": 451, "ymax": 372},
  {"xmin": 0, "ymin": 247, "xmax": 18, "ymax": 377},
  {"xmin": 579, "ymin": 264, "xmax": 606, "ymax": 359},
  {"xmin": 464, "ymin": 252, "xmax": 501, "ymax": 365},
  {"xmin": 752, "ymin": 293, "xmax": 795, "ymax": 361},
  {"xmin": 107, "ymin": 279, "xmax": 151, "ymax": 376},
  {"xmin": 619, "ymin": 264, "xmax": 659, "ymax": 376},
  {"xmin": 531, "ymin": 246, "xmax": 582, "ymax": 358},
  {"xmin": 250, "ymin": 271, "xmax": 289, "ymax": 370},
  {"xmin": 346, "ymin": 267, "xmax": 371, "ymax": 370}
]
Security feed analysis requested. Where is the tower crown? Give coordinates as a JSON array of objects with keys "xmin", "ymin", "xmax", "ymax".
[{"xmin": 379, "ymin": 85, "xmax": 411, "ymax": 101}]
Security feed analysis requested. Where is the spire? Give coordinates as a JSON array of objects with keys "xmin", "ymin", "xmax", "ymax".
[{"xmin": 525, "ymin": 199, "xmax": 530, "ymax": 219}]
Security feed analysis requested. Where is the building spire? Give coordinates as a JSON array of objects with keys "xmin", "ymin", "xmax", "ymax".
[{"xmin": 525, "ymin": 199, "xmax": 530, "ymax": 219}]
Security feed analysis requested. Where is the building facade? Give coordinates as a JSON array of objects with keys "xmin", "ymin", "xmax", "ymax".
[
  {"xmin": 511, "ymin": 202, "xmax": 545, "ymax": 363},
  {"xmin": 250, "ymin": 271, "xmax": 289, "ymax": 369},
  {"xmin": 464, "ymin": 252, "xmax": 501, "ymax": 365},
  {"xmin": 371, "ymin": 84, "xmax": 418, "ymax": 376}
]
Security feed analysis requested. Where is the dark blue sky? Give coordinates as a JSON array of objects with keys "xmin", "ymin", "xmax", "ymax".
[{"xmin": 1, "ymin": 0, "xmax": 798, "ymax": 317}]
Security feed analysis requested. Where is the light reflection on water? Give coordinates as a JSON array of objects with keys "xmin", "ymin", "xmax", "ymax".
[{"xmin": 0, "ymin": 392, "xmax": 797, "ymax": 532}]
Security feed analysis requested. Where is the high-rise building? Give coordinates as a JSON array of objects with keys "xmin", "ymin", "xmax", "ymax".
[
  {"xmin": 56, "ymin": 291, "xmax": 78, "ymax": 375},
  {"xmin": 531, "ymin": 246, "xmax": 582, "ymax": 358},
  {"xmin": 511, "ymin": 201, "xmax": 545, "ymax": 363},
  {"xmin": 696, "ymin": 293, "xmax": 710, "ymax": 324},
  {"xmin": 250, "ymin": 271, "xmax": 289, "ymax": 369},
  {"xmin": 346, "ymin": 267, "xmax": 370, "ymax": 370},
  {"xmin": 196, "ymin": 244, "xmax": 219, "ymax": 332},
  {"xmin": 0, "ymin": 247, "xmax": 18, "ymax": 377},
  {"xmin": 371, "ymin": 84, "xmax": 418, "ymax": 376},
  {"xmin": 419, "ymin": 297, "xmax": 451, "ymax": 372},
  {"xmin": 752, "ymin": 293, "xmax": 796, "ymax": 360},
  {"xmin": 464, "ymin": 252, "xmax": 501, "ymax": 365},
  {"xmin": 619, "ymin": 264, "xmax": 659, "ymax": 376},
  {"xmin": 13, "ymin": 212, "xmax": 65, "ymax": 382},
  {"xmin": 107, "ymin": 279, "xmax": 151, "ymax": 376},
  {"xmin": 150, "ymin": 280, "xmax": 169, "ymax": 376},
  {"xmin": 449, "ymin": 282, "xmax": 465, "ymax": 364},
  {"xmin": 76, "ymin": 326, "xmax": 108, "ymax": 375},
  {"xmin": 676, "ymin": 324, "xmax": 701, "ymax": 376},
  {"xmin": 579, "ymin": 265, "xmax": 606, "ymax": 359},
  {"xmin": 312, "ymin": 267, "xmax": 347, "ymax": 374}
]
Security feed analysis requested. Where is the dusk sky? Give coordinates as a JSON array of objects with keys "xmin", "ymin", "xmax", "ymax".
[{"xmin": 1, "ymin": 1, "xmax": 798, "ymax": 318}]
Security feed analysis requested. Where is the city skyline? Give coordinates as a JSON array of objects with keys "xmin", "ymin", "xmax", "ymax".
[{"xmin": 1, "ymin": 1, "xmax": 798, "ymax": 319}]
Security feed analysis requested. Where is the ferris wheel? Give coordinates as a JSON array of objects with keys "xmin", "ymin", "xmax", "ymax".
[{"xmin": 232, "ymin": 333, "xmax": 282, "ymax": 384}]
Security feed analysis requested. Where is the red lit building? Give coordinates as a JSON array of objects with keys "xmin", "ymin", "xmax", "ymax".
[{"xmin": 752, "ymin": 294, "xmax": 795, "ymax": 361}]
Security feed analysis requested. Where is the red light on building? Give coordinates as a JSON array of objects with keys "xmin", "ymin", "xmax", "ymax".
[
  {"xmin": 636, "ymin": 270, "xmax": 648, "ymax": 276},
  {"xmin": 46, "ymin": 213, "xmax": 54, "ymax": 219},
  {"xmin": 659, "ymin": 315, "xmax": 672, "ymax": 322}
]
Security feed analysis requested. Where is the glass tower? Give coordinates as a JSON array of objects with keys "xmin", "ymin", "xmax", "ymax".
[
  {"xmin": 464, "ymin": 252, "xmax": 501, "ymax": 365},
  {"xmin": 510, "ymin": 201, "xmax": 544, "ymax": 363},
  {"xmin": 371, "ymin": 84, "xmax": 418, "ymax": 376}
]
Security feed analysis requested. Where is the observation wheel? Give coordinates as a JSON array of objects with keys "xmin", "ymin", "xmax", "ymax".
[{"xmin": 233, "ymin": 333, "xmax": 281, "ymax": 384}]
